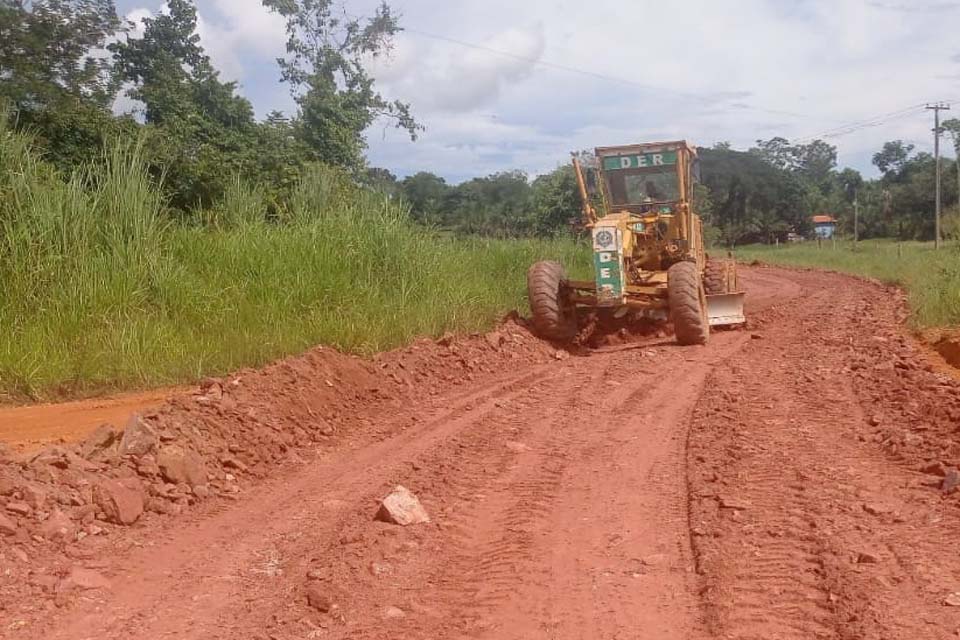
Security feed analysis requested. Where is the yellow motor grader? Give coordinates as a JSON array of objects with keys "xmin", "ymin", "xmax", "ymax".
[{"xmin": 527, "ymin": 140, "xmax": 745, "ymax": 345}]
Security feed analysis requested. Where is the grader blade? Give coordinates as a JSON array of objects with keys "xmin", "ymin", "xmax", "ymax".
[{"xmin": 706, "ymin": 292, "xmax": 746, "ymax": 327}]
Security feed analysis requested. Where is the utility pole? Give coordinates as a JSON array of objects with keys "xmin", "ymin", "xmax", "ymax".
[{"xmin": 927, "ymin": 102, "xmax": 951, "ymax": 249}]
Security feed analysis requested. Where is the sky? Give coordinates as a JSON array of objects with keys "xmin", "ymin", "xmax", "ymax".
[{"xmin": 114, "ymin": 0, "xmax": 960, "ymax": 183}]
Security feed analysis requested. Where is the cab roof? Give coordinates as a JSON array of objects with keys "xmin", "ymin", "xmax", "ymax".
[{"xmin": 595, "ymin": 140, "xmax": 697, "ymax": 158}]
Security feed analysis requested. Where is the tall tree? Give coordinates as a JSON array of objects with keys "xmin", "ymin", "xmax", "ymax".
[
  {"xmin": 111, "ymin": 0, "xmax": 258, "ymax": 209},
  {"xmin": 262, "ymin": 0, "xmax": 420, "ymax": 170},
  {"xmin": 0, "ymin": 0, "xmax": 121, "ymax": 112},
  {"xmin": 872, "ymin": 140, "xmax": 915, "ymax": 180},
  {"xmin": 0, "ymin": 0, "xmax": 126, "ymax": 171}
]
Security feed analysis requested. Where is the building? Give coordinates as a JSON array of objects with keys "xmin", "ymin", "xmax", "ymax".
[{"xmin": 812, "ymin": 214, "xmax": 837, "ymax": 239}]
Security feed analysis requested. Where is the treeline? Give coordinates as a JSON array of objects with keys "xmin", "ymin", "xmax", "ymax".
[
  {"xmin": 1, "ymin": 0, "xmax": 418, "ymax": 217},
  {"xmin": 363, "ymin": 167, "xmax": 580, "ymax": 237},
  {"xmin": 373, "ymin": 135, "xmax": 960, "ymax": 245}
]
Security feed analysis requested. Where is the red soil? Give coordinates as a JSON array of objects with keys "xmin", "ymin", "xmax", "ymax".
[{"xmin": 1, "ymin": 266, "xmax": 959, "ymax": 639}]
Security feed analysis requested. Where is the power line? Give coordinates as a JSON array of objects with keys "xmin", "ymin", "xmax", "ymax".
[
  {"xmin": 791, "ymin": 103, "xmax": 929, "ymax": 143},
  {"xmin": 402, "ymin": 26, "xmax": 824, "ymax": 121}
]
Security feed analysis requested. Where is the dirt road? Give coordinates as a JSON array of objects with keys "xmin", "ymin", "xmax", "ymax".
[{"xmin": 3, "ymin": 266, "xmax": 960, "ymax": 639}]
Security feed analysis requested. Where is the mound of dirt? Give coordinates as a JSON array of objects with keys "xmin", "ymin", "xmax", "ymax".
[{"xmin": 0, "ymin": 317, "xmax": 560, "ymax": 560}]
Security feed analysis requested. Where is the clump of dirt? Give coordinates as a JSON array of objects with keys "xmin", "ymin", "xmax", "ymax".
[
  {"xmin": 574, "ymin": 310, "xmax": 666, "ymax": 348},
  {"xmin": 932, "ymin": 329, "xmax": 960, "ymax": 371},
  {"xmin": 0, "ymin": 317, "xmax": 559, "ymax": 566}
]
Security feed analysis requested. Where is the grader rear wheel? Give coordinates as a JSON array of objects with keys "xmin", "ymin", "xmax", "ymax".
[
  {"xmin": 704, "ymin": 257, "xmax": 739, "ymax": 295},
  {"xmin": 668, "ymin": 261, "xmax": 709, "ymax": 346},
  {"xmin": 527, "ymin": 261, "xmax": 577, "ymax": 341}
]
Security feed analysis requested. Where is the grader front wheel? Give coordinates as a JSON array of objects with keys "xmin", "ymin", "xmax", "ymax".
[
  {"xmin": 527, "ymin": 261, "xmax": 577, "ymax": 341},
  {"xmin": 668, "ymin": 261, "xmax": 709, "ymax": 346}
]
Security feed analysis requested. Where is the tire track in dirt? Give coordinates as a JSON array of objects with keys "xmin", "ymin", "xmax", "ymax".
[
  {"xmin": 9, "ymin": 266, "xmax": 855, "ymax": 640},
  {"xmin": 35, "ymin": 365, "xmax": 562, "ymax": 640},
  {"xmin": 689, "ymin": 268, "xmax": 960, "ymax": 640}
]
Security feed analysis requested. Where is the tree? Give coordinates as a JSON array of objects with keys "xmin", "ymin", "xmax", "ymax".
[
  {"xmin": 750, "ymin": 137, "xmax": 797, "ymax": 171},
  {"xmin": 263, "ymin": 0, "xmax": 420, "ymax": 170},
  {"xmin": 699, "ymin": 145, "xmax": 812, "ymax": 245},
  {"xmin": 942, "ymin": 118, "xmax": 960, "ymax": 213},
  {"xmin": 0, "ymin": 0, "xmax": 121, "ymax": 111},
  {"xmin": 0, "ymin": 0, "xmax": 126, "ymax": 171},
  {"xmin": 401, "ymin": 172, "xmax": 448, "ymax": 225},
  {"xmin": 872, "ymin": 140, "xmax": 915, "ymax": 180},
  {"xmin": 111, "ymin": 0, "xmax": 259, "ymax": 210},
  {"xmin": 529, "ymin": 165, "xmax": 580, "ymax": 237},
  {"xmin": 794, "ymin": 139, "xmax": 837, "ymax": 191}
]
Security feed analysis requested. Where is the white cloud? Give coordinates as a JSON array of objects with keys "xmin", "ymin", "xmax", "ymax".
[
  {"xmin": 118, "ymin": 0, "xmax": 960, "ymax": 179},
  {"xmin": 123, "ymin": 1, "xmax": 286, "ymax": 81}
]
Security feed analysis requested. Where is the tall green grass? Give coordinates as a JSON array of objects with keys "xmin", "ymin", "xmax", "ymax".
[
  {"xmin": 0, "ymin": 124, "xmax": 588, "ymax": 401},
  {"xmin": 736, "ymin": 240, "xmax": 960, "ymax": 329}
]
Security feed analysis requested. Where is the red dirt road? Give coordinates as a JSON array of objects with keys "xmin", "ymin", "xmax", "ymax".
[{"xmin": 3, "ymin": 266, "xmax": 960, "ymax": 639}]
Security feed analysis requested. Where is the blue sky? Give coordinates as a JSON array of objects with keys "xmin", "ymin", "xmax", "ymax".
[{"xmin": 114, "ymin": 0, "xmax": 960, "ymax": 182}]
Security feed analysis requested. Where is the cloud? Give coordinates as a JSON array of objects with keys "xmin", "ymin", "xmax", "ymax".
[
  {"xmin": 117, "ymin": 0, "xmax": 960, "ymax": 179},
  {"xmin": 122, "ymin": 1, "xmax": 286, "ymax": 81},
  {"xmin": 370, "ymin": 25, "xmax": 546, "ymax": 112}
]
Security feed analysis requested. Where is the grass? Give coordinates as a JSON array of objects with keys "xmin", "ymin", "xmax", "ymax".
[
  {"xmin": 735, "ymin": 239, "xmax": 960, "ymax": 329},
  {"xmin": 0, "ymin": 124, "xmax": 589, "ymax": 401}
]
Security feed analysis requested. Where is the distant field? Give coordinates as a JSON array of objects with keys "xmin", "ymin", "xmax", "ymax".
[
  {"xmin": 0, "ymin": 129, "xmax": 589, "ymax": 401},
  {"xmin": 735, "ymin": 239, "xmax": 960, "ymax": 329}
]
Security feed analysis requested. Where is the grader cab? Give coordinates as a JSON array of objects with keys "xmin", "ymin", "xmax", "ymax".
[{"xmin": 527, "ymin": 140, "xmax": 745, "ymax": 345}]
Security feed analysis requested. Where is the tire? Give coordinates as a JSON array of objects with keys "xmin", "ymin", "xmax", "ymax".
[
  {"xmin": 668, "ymin": 261, "xmax": 709, "ymax": 346},
  {"xmin": 527, "ymin": 261, "xmax": 577, "ymax": 341},
  {"xmin": 703, "ymin": 257, "xmax": 729, "ymax": 295}
]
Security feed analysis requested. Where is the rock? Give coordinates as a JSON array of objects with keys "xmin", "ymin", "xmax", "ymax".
[
  {"xmin": 136, "ymin": 455, "xmax": 161, "ymax": 478},
  {"xmin": 5, "ymin": 502, "xmax": 31, "ymax": 516},
  {"xmin": 0, "ymin": 477, "xmax": 16, "ymax": 496},
  {"xmin": 305, "ymin": 569, "xmax": 324, "ymax": 581},
  {"xmin": 942, "ymin": 468, "xmax": 960, "ymax": 494},
  {"xmin": 862, "ymin": 503, "xmax": 894, "ymax": 516},
  {"xmin": 119, "ymin": 414, "xmax": 158, "ymax": 457},
  {"xmin": 93, "ymin": 479, "xmax": 144, "ymax": 525},
  {"xmin": 868, "ymin": 415, "xmax": 883, "ymax": 427},
  {"xmin": 856, "ymin": 551, "xmax": 880, "ymax": 564},
  {"xmin": 220, "ymin": 456, "xmax": 248, "ymax": 472},
  {"xmin": 485, "ymin": 332, "xmax": 504, "ymax": 350},
  {"xmin": 944, "ymin": 592, "xmax": 960, "ymax": 607},
  {"xmin": 21, "ymin": 485, "xmax": 46, "ymax": 511},
  {"xmin": 30, "ymin": 446, "xmax": 70, "ymax": 468},
  {"xmin": 62, "ymin": 567, "xmax": 111, "ymax": 591},
  {"xmin": 157, "ymin": 446, "xmax": 207, "ymax": 487},
  {"xmin": 505, "ymin": 441, "xmax": 530, "ymax": 453},
  {"xmin": 383, "ymin": 606, "xmax": 406, "ymax": 619},
  {"xmin": 920, "ymin": 461, "xmax": 948, "ymax": 476},
  {"xmin": 375, "ymin": 485, "xmax": 430, "ymax": 526},
  {"xmin": 80, "ymin": 424, "xmax": 119, "ymax": 459},
  {"xmin": 0, "ymin": 513, "xmax": 18, "ymax": 536},
  {"xmin": 750, "ymin": 333, "xmax": 763, "ymax": 340},
  {"xmin": 39, "ymin": 510, "xmax": 76, "ymax": 541},
  {"xmin": 718, "ymin": 496, "xmax": 750, "ymax": 511},
  {"xmin": 642, "ymin": 553, "xmax": 668, "ymax": 567},
  {"xmin": 437, "ymin": 332, "xmax": 455, "ymax": 347},
  {"xmin": 554, "ymin": 350, "xmax": 569, "ymax": 361},
  {"xmin": 305, "ymin": 583, "xmax": 334, "ymax": 612}
]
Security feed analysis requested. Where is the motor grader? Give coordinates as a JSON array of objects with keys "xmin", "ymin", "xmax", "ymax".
[{"xmin": 527, "ymin": 140, "xmax": 744, "ymax": 345}]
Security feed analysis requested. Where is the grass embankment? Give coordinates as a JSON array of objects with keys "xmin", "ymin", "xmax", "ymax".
[
  {"xmin": 0, "ymin": 127, "xmax": 588, "ymax": 401},
  {"xmin": 735, "ymin": 240, "xmax": 960, "ymax": 329}
]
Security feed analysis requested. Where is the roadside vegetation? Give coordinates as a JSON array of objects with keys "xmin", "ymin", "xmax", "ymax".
[
  {"xmin": 735, "ymin": 240, "xmax": 960, "ymax": 329},
  {"xmin": 0, "ymin": 124, "xmax": 587, "ymax": 400}
]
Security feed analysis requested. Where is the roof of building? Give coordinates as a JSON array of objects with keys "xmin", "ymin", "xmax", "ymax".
[{"xmin": 812, "ymin": 214, "xmax": 837, "ymax": 224}]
